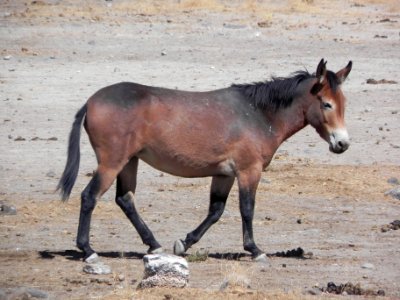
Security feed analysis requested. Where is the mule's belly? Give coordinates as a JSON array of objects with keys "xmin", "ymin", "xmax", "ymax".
[{"xmin": 137, "ymin": 147, "xmax": 234, "ymax": 178}]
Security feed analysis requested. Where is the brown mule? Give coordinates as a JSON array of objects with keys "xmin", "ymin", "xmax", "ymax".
[{"xmin": 58, "ymin": 59, "xmax": 352, "ymax": 262}]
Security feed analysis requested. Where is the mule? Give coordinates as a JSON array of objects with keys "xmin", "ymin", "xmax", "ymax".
[{"xmin": 57, "ymin": 59, "xmax": 352, "ymax": 262}]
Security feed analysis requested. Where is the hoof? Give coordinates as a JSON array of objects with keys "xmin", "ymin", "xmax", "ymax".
[
  {"xmin": 85, "ymin": 253, "xmax": 100, "ymax": 264},
  {"xmin": 254, "ymin": 253, "xmax": 268, "ymax": 263},
  {"xmin": 148, "ymin": 247, "xmax": 164, "ymax": 254},
  {"xmin": 173, "ymin": 239, "xmax": 186, "ymax": 256}
]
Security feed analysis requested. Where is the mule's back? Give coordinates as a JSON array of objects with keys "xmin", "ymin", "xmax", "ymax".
[{"xmin": 85, "ymin": 82, "xmax": 268, "ymax": 178}]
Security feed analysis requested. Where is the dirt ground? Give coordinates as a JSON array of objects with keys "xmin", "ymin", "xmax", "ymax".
[{"xmin": 1, "ymin": 0, "xmax": 399, "ymax": 299}]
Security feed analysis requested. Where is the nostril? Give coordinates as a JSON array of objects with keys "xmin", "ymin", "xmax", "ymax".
[{"xmin": 338, "ymin": 140, "xmax": 350, "ymax": 151}]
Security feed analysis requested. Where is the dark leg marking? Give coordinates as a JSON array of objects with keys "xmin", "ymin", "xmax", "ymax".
[
  {"xmin": 116, "ymin": 192, "xmax": 162, "ymax": 253},
  {"xmin": 175, "ymin": 176, "xmax": 234, "ymax": 254},
  {"xmin": 115, "ymin": 157, "xmax": 162, "ymax": 253},
  {"xmin": 76, "ymin": 173, "xmax": 101, "ymax": 259}
]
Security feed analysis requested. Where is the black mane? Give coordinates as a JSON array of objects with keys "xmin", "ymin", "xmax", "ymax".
[{"xmin": 231, "ymin": 70, "xmax": 314, "ymax": 111}]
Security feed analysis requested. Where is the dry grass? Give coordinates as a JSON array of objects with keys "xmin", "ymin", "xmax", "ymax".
[
  {"xmin": 6, "ymin": 0, "xmax": 398, "ymax": 21},
  {"xmin": 262, "ymin": 162, "xmax": 399, "ymax": 200},
  {"xmin": 104, "ymin": 286, "xmax": 322, "ymax": 300}
]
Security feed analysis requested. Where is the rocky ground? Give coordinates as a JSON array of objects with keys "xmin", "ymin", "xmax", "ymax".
[{"xmin": 0, "ymin": 0, "xmax": 399, "ymax": 299}]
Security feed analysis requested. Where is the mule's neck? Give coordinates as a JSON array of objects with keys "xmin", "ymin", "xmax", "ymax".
[{"xmin": 264, "ymin": 79, "xmax": 315, "ymax": 145}]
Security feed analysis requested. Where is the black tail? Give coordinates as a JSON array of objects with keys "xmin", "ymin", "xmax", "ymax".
[{"xmin": 57, "ymin": 104, "xmax": 87, "ymax": 201}]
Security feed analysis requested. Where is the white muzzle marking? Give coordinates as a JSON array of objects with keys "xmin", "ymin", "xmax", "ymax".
[{"xmin": 329, "ymin": 128, "xmax": 350, "ymax": 153}]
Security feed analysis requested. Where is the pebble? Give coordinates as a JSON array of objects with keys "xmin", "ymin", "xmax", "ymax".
[
  {"xmin": 0, "ymin": 289, "xmax": 6, "ymax": 299},
  {"xmin": 361, "ymin": 263, "xmax": 375, "ymax": 269},
  {"xmin": 3, "ymin": 55, "xmax": 12, "ymax": 60},
  {"xmin": 0, "ymin": 203, "xmax": 17, "ymax": 215},
  {"xmin": 83, "ymin": 262, "xmax": 112, "ymax": 275},
  {"xmin": 307, "ymin": 287, "xmax": 322, "ymax": 295},
  {"xmin": 1, "ymin": 287, "xmax": 48, "ymax": 299},
  {"xmin": 46, "ymin": 171, "xmax": 56, "ymax": 178},
  {"xmin": 387, "ymin": 177, "xmax": 399, "ymax": 185},
  {"xmin": 117, "ymin": 274, "xmax": 125, "ymax": 282},
  {"xmin": 385, "ymin": 186, "xmax": 400, "ymax": 200}
]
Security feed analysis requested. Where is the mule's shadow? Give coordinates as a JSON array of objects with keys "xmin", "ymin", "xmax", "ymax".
[
  {"xmin": 207, "ymin": 252, "xmax": 249, "ymax": 261},
  {"xmin": 38, "ymin": 250, "xmax": 251, "ymax": 261},
  {"xmin": 38, "ymin": 250, "xmax": 145, "ymax": 261},
  {"xmin": 38, "ymin": 247, "xmax": 308, "ymax": 261}
]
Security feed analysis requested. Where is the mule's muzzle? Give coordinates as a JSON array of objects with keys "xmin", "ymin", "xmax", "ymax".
[
  {"xmin": 329, "ymin": 140, "xmax": 349, "ymax": 153},
  {"xmin": 329, "ymin": 129, "xmax": 350, "ymax": 154}
]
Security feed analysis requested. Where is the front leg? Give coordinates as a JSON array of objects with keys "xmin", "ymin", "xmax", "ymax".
[
  {"xmin": 237, "ymin": 166, "xmax": 266, "ymax": 261},
  {"xmin": 174, "ymin": 175, "xmax": 234, "ymax": 255}
]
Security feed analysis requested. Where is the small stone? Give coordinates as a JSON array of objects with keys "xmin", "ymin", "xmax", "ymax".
[
  {"xmin": 361, "ymin": 263, "xmax": 374, "ymax": 269},
  {"xmin": 307, "ymin": 287, "xmax": 322, "ymax": 295},
  {"xmin": 14, "ymin": 136, "xmax": 26, "ymax": 141},
  {"xmin": 46, "ymin": 171, "xmax": 56, "ymax": 178},
  {"xmin": 0, "ymin": 203, "xmax": 17, "ymax": 215},
  {"xmin": 7, "ymin": 287, "xmax": 48, "ymax": 299},
  {"xmin": 24, "ymin": 287, "xmax": 48, "ymax": 298},
  {"xmin": 83, "ymin": 262, "xmax": 112, "ymax": 275},
  {"xmin": 0, "ymin": 289, "xmax": 6, "ymax": 300},
  {"xmin": 387, "ymin": 177, "xmax": 399, "ymax": 185},
  {"xmin": 385, "ymin": 186, "xmax": 400, "ymax": 200},
  {"xmin": 161, "ymin": 50, "xmax": 167, "ymax": 56},
  {"xmin": 118, "ymin": 274, "xmax": 125, "ymax": 281},
  {"xmin": 3, "ymin": 55, "xmax": 12, "ymax": 60}
]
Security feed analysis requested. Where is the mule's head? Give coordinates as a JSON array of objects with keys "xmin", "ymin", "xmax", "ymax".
[{"xmin": 306, "ymin": 59, "xmax": 352, "ymax": 154}]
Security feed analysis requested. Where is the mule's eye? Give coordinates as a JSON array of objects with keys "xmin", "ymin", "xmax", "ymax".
[{"xmin": 322, "ymin": 102, "xmax": 332, "ymax": 110}]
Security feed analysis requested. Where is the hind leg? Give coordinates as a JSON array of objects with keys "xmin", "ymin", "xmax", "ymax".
[
  {"xmin": 115, "ymin": 157, "xmax": 162, "ymax": 254},
  {"xmin": 77, "ymin": 164, "xmax": 122, "ymax": 261},
  {"xmin": 174, "ymin": 175, "xmax": 234, "ymax": 255}
]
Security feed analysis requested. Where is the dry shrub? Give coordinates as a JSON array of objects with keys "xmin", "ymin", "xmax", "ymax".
[{"xmin": 220, "ymin": 262, "xmax": 252, "ymax": 290}]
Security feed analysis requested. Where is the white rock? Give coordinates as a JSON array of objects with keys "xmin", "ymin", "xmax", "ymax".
[
  {"xmin": 385, "ymin": 186, "xmax": 400, "ymax": 200},
  {"xmin": 83, "ymin": 262, "xmax": 112, "ymax": 275},
  {"xmin": 361, "ymin": 263, "xmax": 375, "ymax": 269},
  {"xmin": 138, "ymin": 253, "xmax": 189, "ymax": 288},
  {"xmin": 83, "ymin": 263, "xmax": 111, "ymax": 275}
]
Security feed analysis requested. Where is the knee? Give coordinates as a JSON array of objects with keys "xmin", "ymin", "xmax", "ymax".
[
  {"xmin": 115, "ymin": 192, "xmax": 135, "ymax": 212},
  {"xmin": 208, "ymin": 203, "xmax": 225, "ymax": 223},
  {"xmin": 81, "ymin": 192, "xmax": 96, "ymax": 212}
]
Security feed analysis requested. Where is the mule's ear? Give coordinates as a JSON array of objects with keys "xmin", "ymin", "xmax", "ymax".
[
  {"xmin": 311, "ymin": 59, "xmax": 326, "ymax": 95},
  {"xmin": 336, "ymin": 61, "xmax": 352, "ymax": 84},
  {"xmin": 316, "ymin": 58, "xmax": 327, "ymax": 84}
]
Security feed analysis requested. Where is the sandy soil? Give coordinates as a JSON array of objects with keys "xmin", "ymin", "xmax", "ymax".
[{"xmin": 0, "ymin": 0, "xmax": 399, "ymax": 299}]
